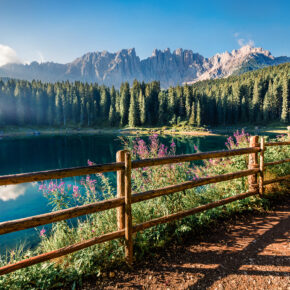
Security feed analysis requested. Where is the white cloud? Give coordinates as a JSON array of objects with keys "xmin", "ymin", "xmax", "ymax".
[
  {"xmin": 36, "ymin": 50, "xmax": 45, "ymax": 63},
  {"xmin": 247, "ymin": 39, "xmax": 255, "ymax": 47},
  {"xmin": 234, "ymin": 34, "xmax": 255, "ymax": 48},
  {"xmin": 238, "ymin": 38, "xmax": 245, "ymax": 46},
  {"xmin": 0, "ymin": 44, "xmax": 22, "ymax": 66},
  {"xmin": 0, "ymin": 183, "xmax": 37, "ymax": 201}
]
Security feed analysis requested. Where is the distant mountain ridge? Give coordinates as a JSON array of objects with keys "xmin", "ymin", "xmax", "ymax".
[{"xmin": 0, "ymin": 45, "xmax": 289, "ymax": 88}]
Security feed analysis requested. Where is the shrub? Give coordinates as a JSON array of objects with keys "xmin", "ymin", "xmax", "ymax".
[{"xmin": 0, "ymin": 131, "xmax": 289, "ymax": 288}]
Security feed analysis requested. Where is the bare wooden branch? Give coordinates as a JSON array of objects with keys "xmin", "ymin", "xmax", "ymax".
[
  {"xmin": 124, "ymin": 152, "xmax": 133, "ymax": 265},
  {"xmin": 133, "ymin": 190, "xmax": 257, "ymax": 233},
  {"xmin": 265, "ymin": 141, "xmax": 290, "ymax": 147},
  {"xmin": 0, "ymin": 197, "xmax": 124, "ymax": 235},
  {"xmin": 264, "ymin": 158, "xmax": 290, "ymax": 167},
  {"xmin": 132, "ymin": 168, "xmax": 260, "ymax": 204},
  {"xmin": 131, "ymin": 147, "xmax": 260, "ymax": 169},
  {"xmin": 0, "ymin": 162, "xmax": 125, "ymax": 186},
  {"xmin": 116, "ymin": 150, "xmax": 127, "ymax": 230},
  {"xmin": 0, "ymin": 229, "xmax": 125, "ymax": 276},
  {"xmin": 264, "ymin": 174, "xmax": 290, "ymax": 185}
]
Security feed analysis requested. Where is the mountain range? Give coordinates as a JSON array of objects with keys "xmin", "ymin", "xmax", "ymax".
[{"xmin": 0, "ymin": 45, "xmax": 289, "ymax": 88}]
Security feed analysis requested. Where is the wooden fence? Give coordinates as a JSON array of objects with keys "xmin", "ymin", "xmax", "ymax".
[{"xmin": 0, "ymin": 136, "xmax": 289, "ymax": 275}]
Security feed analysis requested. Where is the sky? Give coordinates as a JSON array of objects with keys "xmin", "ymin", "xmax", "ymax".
[{"xmin": 0, "ymin": 0, "xmax": 289, "ymax": 65}]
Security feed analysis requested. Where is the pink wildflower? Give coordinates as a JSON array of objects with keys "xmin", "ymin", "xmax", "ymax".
[
  {"xmin": 40, "ymin": 228, "xmax": 46, "ymax": 237},
  {"xmin": 87, "ymin": 159, "xmax": 94, "ymax": 166}
]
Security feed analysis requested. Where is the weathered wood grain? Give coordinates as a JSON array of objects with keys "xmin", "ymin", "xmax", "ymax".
[
  {"xmin": 117, "ymin": 150, "xmax": 126, "ymax": 230},
  {"xmin": 131, "ymin": 168, "xmax": 259, "ymax": 204},
  {"xmin": 0, "ymin": 162, "xmax": 125, "ymax": 186},
  {"xmin": 133, "ymin": 190, "xmax": 257, "ymax": 233},
  {"xmin": 264, "ymin": 174, "xmax": 290, "ymax": 185},
  {"xmin": 131, "ymin": 147, "xmax": 260, "ymax": 169},
  {"xmin": 0, "ymin": 197, "xmax": 124, "ymax": 235},
  {"xmin": 0, "ymin": 230, "xmax": 125, "ymax": 276},
  {"xmin": 264, "ymin": 158, "xmax": 290, "ymax": 167},
  {"xmin": 124, "ymin": 152, "xmax": 133, "ymax": 265}
]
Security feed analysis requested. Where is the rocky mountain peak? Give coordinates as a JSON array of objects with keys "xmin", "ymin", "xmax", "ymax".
[{"xmin": 0, "ymin": 46, "xmax": 289, "ymax": 88}]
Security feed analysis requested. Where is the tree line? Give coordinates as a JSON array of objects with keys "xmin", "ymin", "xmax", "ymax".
[{"xmin": 0, "ymin": 63, "xmax": 289, "ymax": 128}]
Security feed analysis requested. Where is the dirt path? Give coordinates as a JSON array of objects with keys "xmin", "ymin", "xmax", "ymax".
[{"xmin": 83, "ymin": 202, "xmax": 290, "ymax": 289}]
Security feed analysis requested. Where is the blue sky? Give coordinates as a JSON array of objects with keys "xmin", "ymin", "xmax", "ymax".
[{"xmin": 0, "ymin": 0, "xmax": 289, "ymax": 64}]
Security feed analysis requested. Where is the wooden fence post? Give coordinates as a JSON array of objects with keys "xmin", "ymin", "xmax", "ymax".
[
  {"xmin": 116, "ymin": 150, "xmax": 126, "ymax": 230},
  {"xmin": 124, "ymin": 151, "xmax": 133, "ymax": 265},
  {"xmin": 248, "ymin": 136, "xmax": 259, "ymax": 193},
  {"xmin": 259, "ymin": 137, "xmax": 265, "ymax": 196}
]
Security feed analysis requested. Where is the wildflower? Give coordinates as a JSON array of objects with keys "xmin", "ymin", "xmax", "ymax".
[
  {"xmin": 40, "ymin": 228, "xmax": 46, "ymax": 237},
  {"xmin": 87, "ymin": 159, "xmax": 94, "ymax": 166},
  {"xmin": 73, "ymin": 185, "xmax": 80, "ymax": 198}
]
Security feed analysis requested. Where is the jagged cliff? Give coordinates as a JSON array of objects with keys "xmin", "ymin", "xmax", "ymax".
[{"xmin": 0, "ymin": 45, "xmax": 289, "ymax": 88}]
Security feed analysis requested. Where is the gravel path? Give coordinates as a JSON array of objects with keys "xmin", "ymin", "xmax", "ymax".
[{"xmin": 83, "ymin": 201, "xmax": 290, "ymax": 289}]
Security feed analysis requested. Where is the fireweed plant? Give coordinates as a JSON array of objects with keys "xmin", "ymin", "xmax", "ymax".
[{"xmin": 0, "ymin": 131, "xmax": 289, "ymax": 289}]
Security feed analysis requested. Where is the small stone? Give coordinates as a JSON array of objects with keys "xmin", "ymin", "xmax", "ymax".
[{"xmin": 109, "ymin": 272, "xmax": 115, "ymax": 278}]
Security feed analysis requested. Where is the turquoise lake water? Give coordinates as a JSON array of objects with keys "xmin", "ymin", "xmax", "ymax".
[{"xmin": 0, "ymin": 133, "xmax": 227, "ymax": 251}]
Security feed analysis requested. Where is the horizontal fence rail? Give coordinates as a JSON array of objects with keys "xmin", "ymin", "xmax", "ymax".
[
  {"xmin": 265, "ymin": 141, "xmax": 290, "ymax": 147},
  {"xmin": 264, "ymin": 158, "xmax": 290, "ymax": 167},
  {"xmin": 132, "ymin": 147, "xmax": 260, "ymax": 169},
  {"xmin": 0, "ymin": 162, "xmax": 124, "ymax": 186},
  {"xmin": 133, "ymin": 190, "xmax": 257, "ymax": 233},
  {"xmin": 0, "ymin": 197, "xmax": 125, "ymax": 235},
  {"xmin": 131, "ymin": 168, "xmax": 259, "ymax": 204},
  {"xmin": 0, "ymin": 136, "xmax": 289, "ymax": 276}
]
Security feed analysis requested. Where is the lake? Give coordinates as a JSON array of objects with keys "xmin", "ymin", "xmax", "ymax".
[{"xmin": 0, "ymin": 133, "xmax": 227, "ymax": 251}]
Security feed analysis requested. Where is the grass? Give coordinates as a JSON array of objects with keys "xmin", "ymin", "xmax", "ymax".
[{"xmin": 0, "ymin": 131, "xmax": 289, "ymax": 289}]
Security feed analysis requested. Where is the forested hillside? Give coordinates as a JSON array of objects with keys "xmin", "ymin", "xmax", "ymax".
[{"xmin": 0, "ymin": 63, "xmax": 289, "ymax": 128}]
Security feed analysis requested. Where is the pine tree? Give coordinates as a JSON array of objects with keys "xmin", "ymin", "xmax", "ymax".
[
  {"xmin": 128, "ymin": 92, "xmax": 138, "ymax": 127},
  {"xmin": 196, "ymin": 100, "xmax": 201, "ymax": 127},
  {"xmin": 158, "ymin": 91, "xmax": 168, "ymax": 124},
  {"xmin": 241, "ymin": 96, "xmax": 248, "ymax": 123},
  {"xmin": 272, "ymin": 78, "xmax": 280, "ymax": 119},
  {"xmin": 139, "ymin": 90, "xmax": 146, "ymax": 125},
  {"xmin": 281, "ymin": 74, "xmax": 289, "ymax": 123},
  {"xmin": 263, "ymin": 90, "xmax": 271, "ymax": 123},
  {"xmin": 189, "ymin": 102, "xmax": 195, "ymax": 125},
  {"xmin": 251, "ymin": 79, "xmax": 262, "ymax": 123},
  {"xmin": 47, "ymin": 84, "xmax": 55, "ymax": 126},
  {"xmin": 54, "ymin": 87, "xmax": 63, "ymax": 126},
  {"xmin": 120, "ymin": 82, "xmax": 130, "ymax": 126},
  {"xmin": 184, "ymin": 85, "xmax": 192, "ymax": 118}
]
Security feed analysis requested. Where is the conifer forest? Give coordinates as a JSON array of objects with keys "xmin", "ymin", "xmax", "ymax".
[{"xmin": 0, "ymin": 63, "xmax": 289, "ymax": 128}]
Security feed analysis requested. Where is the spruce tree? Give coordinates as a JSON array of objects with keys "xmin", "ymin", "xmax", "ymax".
[
  {"xmin": 184, "ymin": 85, "xmax": 192, "ymax": 118},
  {"xmin": 281, "ymin": 74, "xmax": 289, "ymax": 123},
  {"xmin": 120, "ymin": 82, "xmax": 130, "ymax": 126},
  {"xmin": 128, "ymin": 92, "xmax": 138, "ymax": 127},
  {"xmin": 139, "ymin": 90, "xmax": 146, "ymax": 125},
  {"xmin": 196, "ymin": 100, "xmax": 201, "ymax": 127},
  {"xmin": 251, "ymin": 79, "xmax": 262, "ymax": 123},
  {"xmin": 189, "ymin": 102, "xmax": 195, "ymax": 125},
  {"xmin": 263, "ymin": 90, "xmax": 271, "ymax": 123}
]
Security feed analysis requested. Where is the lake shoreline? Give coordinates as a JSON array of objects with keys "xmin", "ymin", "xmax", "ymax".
[
  {"xmin": 0, "ymin": 127, "xmax": 220, "ymax": 138},
  {"xmin": 0, "ymin": 125, "xmax": 288, "ymax": 138}
]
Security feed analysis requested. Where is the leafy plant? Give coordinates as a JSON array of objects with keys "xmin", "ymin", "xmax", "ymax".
[{"xmin": 0, "ymin": 131, "xmax": 289, "ymax": 289}]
